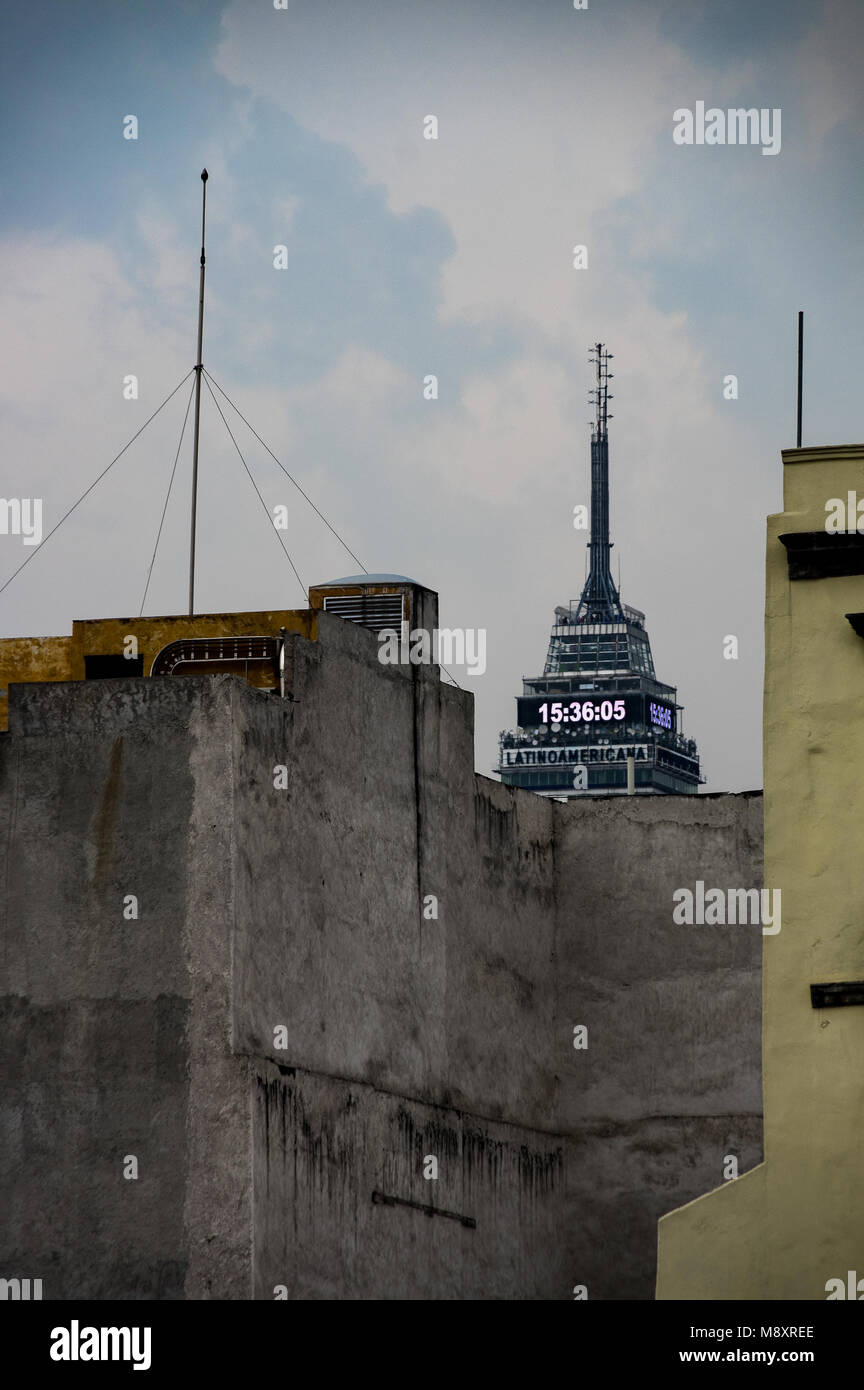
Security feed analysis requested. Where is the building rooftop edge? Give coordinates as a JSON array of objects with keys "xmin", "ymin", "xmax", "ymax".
[{"xmin": 781, "ymin": 444, "xmax": 864, "ymax": 463}]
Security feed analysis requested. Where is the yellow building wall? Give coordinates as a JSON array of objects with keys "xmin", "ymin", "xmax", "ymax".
[
  {"xmin": 0, "ymin": 608, "xmax": 317, "ymax": 731},
  {"xmin": 657, "ymin": 444, "xmax": 864, "ymax": 1300},
  {"xmin": 0, "ymin": 635, "xmax": 76, "ymax": 732}
]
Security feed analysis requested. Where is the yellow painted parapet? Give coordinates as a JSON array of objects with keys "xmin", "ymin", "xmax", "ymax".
[
  {"xmin": 0, "ymin": 634, "xmax": 76, "ymax": 732},
  {"xmin": 0, "ymin": 608, "xmax": 317, "ymax": 731},
  {"xmin": 657, "ymin": 443, "xmax": 864, "ymax": 1300}
]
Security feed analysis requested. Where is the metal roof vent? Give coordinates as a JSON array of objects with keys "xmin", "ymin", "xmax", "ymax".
[
  {"xmin": 308, "ymin": 575, "xmax": 438, "ymax": 644},
  {"xmin": 321, "ymin": 589, "xmax": 405, "ymax": 632}
]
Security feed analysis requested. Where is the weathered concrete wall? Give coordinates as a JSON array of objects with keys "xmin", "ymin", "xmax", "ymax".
[
  {"xmin": 0, "ymin": 678, "xmax": 251, "ymax": 1299},
  {"xmin": 0, "ymin": 610, "xmax": 763, "ymax": 1300},
  {"xmin": 557, "ymin": 793, "xmax": 764, "ymax": 1298},
  {"xmin": 252, "ymin": 1063, "xmax": 566, "ymax": 1301},
  {"xmin": 231, "ymin": 613, "xmax": 559, "ymax": 1129},
  {"xmin": 558, "ymin": 793, "xmax": 764, "ymax": 1127}
]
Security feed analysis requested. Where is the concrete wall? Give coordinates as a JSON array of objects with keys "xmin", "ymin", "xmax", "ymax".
[
  {"xmin": 252, "ymin": 1063, "xmax": 566, "ymax": 1301},
  {"xmin": 558, "ymin": 793, "xmax": 763, "ymax": 1298},
  {"xmin": 1, "ymin": 608, "xmax": 763, "ymax": 1300},
  {"xmin": 231, "ymin": 614, "xmax": 559, "ymax": 1129},
  {"xmin": 0, "ymin": 678, "xmax": 250, "ymax": 1299}
]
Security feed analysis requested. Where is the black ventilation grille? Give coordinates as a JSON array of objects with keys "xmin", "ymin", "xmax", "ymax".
[{"xmin": 323, "ymin": 592, "xmax": 404, "ymax": 632}]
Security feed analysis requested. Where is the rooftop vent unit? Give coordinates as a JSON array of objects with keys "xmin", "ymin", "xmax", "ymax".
[
  {"xmin": 321, "ymin": 589, "xmax": 404, "ymax": 631},
  {"xmin": 308, "ymin": 574, "xmax": 435, "ymax": 638}
]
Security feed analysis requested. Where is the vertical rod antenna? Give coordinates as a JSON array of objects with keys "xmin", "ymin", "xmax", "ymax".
[
  {"xmin": 188, "ymin": 168, "xmax": 208, "ymax": 616},
  {"xmin": 796, "ymin": 310, "xmax": 803, "ymax": 448}
]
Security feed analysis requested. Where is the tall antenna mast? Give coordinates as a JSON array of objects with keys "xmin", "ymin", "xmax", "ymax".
[
  {"xmin": 592, "ymin": 340, "xmax": 612, "ymax": 438},
  {"xmin": 577, "ymin": 343, "xmax": 622, "ymax": 622},
  {"xmin": 188, "ymin": 168, "xmax": 208, "ymax": 616}
]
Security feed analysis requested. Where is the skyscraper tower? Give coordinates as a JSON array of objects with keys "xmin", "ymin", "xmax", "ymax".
[{"xmin": 497, "ymin": 345, "xmax": 702, "ymax": 797}]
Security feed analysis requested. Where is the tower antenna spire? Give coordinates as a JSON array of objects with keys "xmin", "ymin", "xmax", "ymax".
[
  {"xmin": 188, "ymin": 168, "xmax": 208, "ymax": 616},
  {"xmin": 577, "ymin": 343, "xmax": 621, "ymax": 622},
  {"xmin": 592, "ymin": 339, "xmax": 613, "ymax": 437}
]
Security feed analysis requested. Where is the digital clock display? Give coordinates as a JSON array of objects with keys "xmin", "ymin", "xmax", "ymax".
[
  {"xmin": 648, "ymin": 700, "xmax": 672, "ymax": 729},
  {"xmin": 516, "ymin": 694, "xmax": 675, "ymax": 731}
]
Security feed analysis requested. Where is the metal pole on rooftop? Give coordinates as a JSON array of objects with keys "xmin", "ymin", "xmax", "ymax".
[
  {"xmin": 796, "ymin": 310, "xmax": 804, "ymax": 448},
  {"xmin": 188, "ymin": 168, "xmax": 208, "ymax": 616}
]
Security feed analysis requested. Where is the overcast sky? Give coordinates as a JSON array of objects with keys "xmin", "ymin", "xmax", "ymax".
[{"xmin": 2, "ymin": 0, "xmax": 862, "ymax": 791}]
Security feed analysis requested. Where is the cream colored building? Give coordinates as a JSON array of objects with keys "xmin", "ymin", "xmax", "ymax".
[{"xmin": 657, "ymin": 444, "xmax": 864, "ymax": 1300}]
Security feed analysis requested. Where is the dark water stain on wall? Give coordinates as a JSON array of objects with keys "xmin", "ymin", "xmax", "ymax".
[
  {"xmin": 474, "ymin": 790, "xmax": 516, "ymax": 856},
  {"xmin": 91, "ymin": 734, "xmax": 124, "ymax": 895}
]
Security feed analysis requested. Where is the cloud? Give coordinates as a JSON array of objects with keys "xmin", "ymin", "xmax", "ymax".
[
  {"xmin": 214, "ymin": 1, "xmax": 701, "ymax": 331},
  {"xmin": 794, "ymin": 0, "xmax": 864, "ymax": 154}
]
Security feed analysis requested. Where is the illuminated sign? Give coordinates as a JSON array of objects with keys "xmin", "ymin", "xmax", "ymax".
[
  {"xmin": 648, "ymin": 699, "xmax": 672, "ymax": 729},
  {"xmin": 501, "ymin": 744, "xmax": 649, "ymax": 767},
  {"xmin": 516, "ymin": 694, "xmax": 674, "ymax": 730}
]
